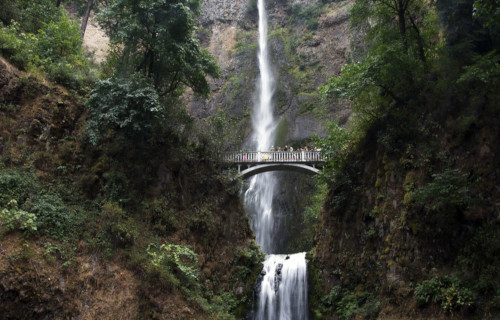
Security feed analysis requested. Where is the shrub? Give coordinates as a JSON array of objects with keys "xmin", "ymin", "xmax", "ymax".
[
  {"xmin": 414, "ymin": 275, "xmax": 476, "ymax": 313},
  {"xmin": 29, "ymin": 194, "xmax": 73, "ymax": 240},
  {"xmin": 86, "ymin": 74, "xmax": 162, "ymax": 145},
  {"xmin": 0, "ymin": 9, "xmax": 94, "ymax": 90},
  {"xmin": 0, "ymin": 199, "xmax": 37, "ymax": 233},
  {"xmin": 0, "ymin": 169, "xmax": 40, "ymax": 207},
  {"xmin": 457, "ymin": 222, "xmax": 500, "ymax": 293},
  {"xmin": 18, "ymin": 0, "xmax": 61, "ymax": 33},
  {"xmin": 0, "ymin": 22, "xmax": 38, "ymax": 71},
  {"xmin": 289, "ymin": 3, "xmax": 325, "ymax": 30},
  {"xmin": 36, "ymin": 15, "xmax": 82, "ymax": 60},
  {"xmin": 101, "ymin": 170, "xmax": 130, "ymax": 203},
  {"xmin": 411, "ymin": 169, "xmax": 471, "ymax": 211},
  {"xmin": 322, "ymin": 285, "xmax": 342, "ymax": 307},
  {"xmin": 147, "ymin": 243, "xmax": 200, "ymax": 290},
  {"xmin": 336, "ymin": 290, "xmax": 380, "ymax": 320},
  {"xmin": 107, "ymin": 217, "xmax": 138, "ymax": 248},
  {"xmin": 143, "ymin": 198, "xmax": 179, "ymax": 235},
  {"xmin": 316, "ymin": 121, "xmax": 349, "ymax": 184}
]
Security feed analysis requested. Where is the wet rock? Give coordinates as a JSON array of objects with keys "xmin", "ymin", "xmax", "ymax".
[
  {"xmin": 254, "ymin": 269, "xmax": 266, "ymax": 294},
  {"xmin": 235, "ymin": 285, "xmax": 245, "ymax": 295},
  {"xmin": 274, "ymin": 263, "xmax": 283, "ymax": 292}
]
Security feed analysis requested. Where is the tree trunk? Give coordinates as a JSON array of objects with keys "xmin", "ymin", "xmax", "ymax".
[
  {"xmin": 397, "ymin": 0, "xmax": 408, "ymax": 51},
  {"xmin": 409, "ymin": 14, "xmax": 426, "ymax": 62},
  {"xmin": 56, "ymin": 0, "xmax": 61, "ymax": 7},
  {"xmin": 80, "ymin": 0, "xmax": 94, "ymax": 39}
]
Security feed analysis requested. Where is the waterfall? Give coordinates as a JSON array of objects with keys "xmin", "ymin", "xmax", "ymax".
[
  {"xmin": 243, "ymin": 0, "xmax": 277, "ymax": 254},
  {"xmin": 255, "ymin": 253, "xmax": 309, "ymax": 320},
  {"xmin": 243, "ymin": 0, "xmax": 309, "ymax": 319}
]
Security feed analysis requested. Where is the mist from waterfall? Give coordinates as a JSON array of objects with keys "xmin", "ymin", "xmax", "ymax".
[{"xmin": 243, "ymin": 0, "xmax": 309, "ymax": 319}]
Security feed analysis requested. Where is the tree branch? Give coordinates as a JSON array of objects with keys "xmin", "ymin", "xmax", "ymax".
[{"xmin": 409, "ymin": 14, "xmax": 427, "ymax": 62}]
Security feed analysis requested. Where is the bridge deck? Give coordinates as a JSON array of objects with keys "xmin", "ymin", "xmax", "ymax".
[{"xmin": 222, "ymin": 151, "xmax": 325, "ymax": 164}]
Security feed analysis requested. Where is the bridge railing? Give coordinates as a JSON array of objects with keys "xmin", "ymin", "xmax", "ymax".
[{"xmin": 222, "ymin": 151, "xmax": 326, "ymax": 163}]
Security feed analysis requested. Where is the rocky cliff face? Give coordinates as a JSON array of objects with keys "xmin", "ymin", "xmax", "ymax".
[{"xmin": 189, "ymin": 0, "xmax": 353, "ymax": 145}]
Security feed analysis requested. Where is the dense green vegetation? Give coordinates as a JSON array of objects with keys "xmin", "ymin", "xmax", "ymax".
[
  {"xmin": 0, "ymin": 0, "xmax": 96, "ymax": 91},
  {"xmin": 0, "ymin": 0, "xmax": 259, "ymax": 318},
  {"xmin": 312, "ymin": 0, "xmax": 500, "ymax": 318}
]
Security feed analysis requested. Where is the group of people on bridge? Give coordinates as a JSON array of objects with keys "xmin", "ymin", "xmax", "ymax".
[
  {"xmin": 270, "ymin": 145, "xmax": 321, "ymax": 153},
  {"xmin": 224, "ymin": 146, "xmax": 325, "ymax": 163}
]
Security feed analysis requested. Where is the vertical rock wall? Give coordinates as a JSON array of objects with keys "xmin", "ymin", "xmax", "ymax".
[{"xmin": 188, "ymin": 0, "xmax": 354, "ymax": 144}]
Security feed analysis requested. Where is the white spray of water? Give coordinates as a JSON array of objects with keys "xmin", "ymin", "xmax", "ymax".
[
  {"xmin": 256, "ymin": 253, "xmax": 309, "ymax": 320},
  {"xmin": 244, "ymin": 0, "xmax": 276, "ymax": 254},
  {"xmin": 243, "ymin": 0, "xmax": 309, "ymax": 319}
]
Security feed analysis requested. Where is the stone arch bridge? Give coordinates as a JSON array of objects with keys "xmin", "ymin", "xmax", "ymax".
[{"xmin": 222, "ymin": 151, "xmax": 326, "ymax": 179}]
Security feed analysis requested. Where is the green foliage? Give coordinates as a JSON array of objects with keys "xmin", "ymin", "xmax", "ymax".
[
  {"xmin": 322, "ymin": 285, "xmax": 342, "ymax": 307},
  {"xmin": 0, "ymin": 169, "xmax": 78, "ymax": 240},
  {"xmin": 415, "ymin": 275, "xmax": 476, "ymax": 313},
  {"xmin": 315, "ymin": 284, "xmax": 380, "ymax": 319},
  {"xmin": 234, "ymin": 241, "xmax": 265, "ymax": 276},
  {"xmin": 299, "ymin": 180, "xmax": 327, "ymax": 248},
  {"xmin": 411, "ymin": 169, "xmax": 471, "ymax": 211},
  {"xmin": 29, "ymin": 194, "xmax": 74, "ymax": 240},
  {"xmin": 100, "ymin": 201, "xmax": 138, "ymax": 247},
  {"xmin": 147, "ymin": 243, "xmax": 200, "ymax": 290},
  {"xmin": 0, "ymin": 199, "xmax": 37, "ymax": 233},
  {"xmin": 197, "ymin": 109, "xmax": 240, "ymax": 156},
  {"xmin": 108, "ymin": 217, "xmax": 138, "ymax": 248},
  {"xmin": 457, "ymin": 51, "xmax": 500, "ymax": 89},
  {"xmin": 36, "ymin": 16, "xmax": 82, "ymax": 59},
  {"xmin": 0, "ymin": 10, "xmax": 95, "ymax": 91},
  {"xmin": 336, "ymin": 291, "xmax": 380, "ymax": 320},
  {"xmin": 319, "ymin": 0, "xmax": 442, "ymax": 156},
  {"xmin": 142, "ymin": 198, "xmax": 179, "ymax": 236},
  {"xmin": 97, "ymin": 0, "xmax": 219, "ymax": 97},
  {"xmin": 207, "ymin": 291, "xmax": 240, "ymax": 320},
  {"xmin": 187, "ymin": 203, "xmax": 216, "ymax": 234},
  {"xmin": 316, "ymin": 121, "xmax": 349, "ymax": 183},
  {"xmin": 86, "ymin": 74, "xmax": 161, "ymax": 145},
  {"xmin": 101, "ymin": 170, "xmax": 130, "ymax": 203},
  {"xmin": 0, "ymin": 169, "xmax": 40, "ymax": 207},
  {"xmin": 289, "ymin": 3, "xmax": 325, "ymax": 30},
  {"xmin": 457, "ymin": 222, "xmax": 500, "ymax": 293},
  {"xmin": 0, "ymin": 0, "xmax": 62, "ymax": 33},
  {"xmin": 0, "ymin": 22, "xmax": 39, "ymax": 71},
  {"xmin": 319, "ymin": 285, "xmax": 380, "ymax": 320}
]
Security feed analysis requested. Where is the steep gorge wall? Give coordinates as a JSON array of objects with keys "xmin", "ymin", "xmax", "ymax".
[
  {"xmin": 0, "ymin": 54, "xmax": 260, "ymax": 320},
  {"xmin": 189, "ymin": 0, "xmax": 353, "ymax": 145},
  {"xmin": 310, "ymin": 97, "xmax": 500, "ymax": 318}
]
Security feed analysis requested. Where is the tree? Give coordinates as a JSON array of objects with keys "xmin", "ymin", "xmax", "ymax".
[
  {"xmin": 97, "ymin": 0, "xmax": 219, "ymax": 98},
  {"xmin": 80, "ymin": 0, "xmax": 94, "ymax": 38},
  {"xmin": 322, "ymin": 0, "xmax": 439, "ymax": 112},
  {"xmin": 86, "ymin": 74, "xmax": 161, "ymax": 145}
]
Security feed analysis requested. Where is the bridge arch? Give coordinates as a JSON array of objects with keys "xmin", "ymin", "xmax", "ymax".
[{"xmin": 238, "ymin": 163, "xmax": 320, "ymax": 179}]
